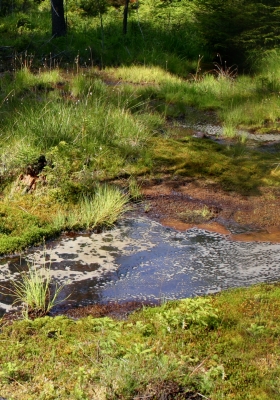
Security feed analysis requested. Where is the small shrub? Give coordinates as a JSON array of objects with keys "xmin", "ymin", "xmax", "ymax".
[{"xmin": 144, "ymin": 298, "xmax": 220, "ymax": 333}]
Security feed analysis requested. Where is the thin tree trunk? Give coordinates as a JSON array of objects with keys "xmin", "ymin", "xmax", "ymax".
[
  {"xmin": 123, "ymin": 0, "xmax": 129, "ymax": 35},
  {"xmin": 51, "ymin": 0, "xmax": 66, "ymax": 37}
]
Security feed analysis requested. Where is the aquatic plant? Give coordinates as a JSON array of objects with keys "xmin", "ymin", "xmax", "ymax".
[{"xmin": 10, "ymin": 256, "xmax": 68, "ymax": 318}]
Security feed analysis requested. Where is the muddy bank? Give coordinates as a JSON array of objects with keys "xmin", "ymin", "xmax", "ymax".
[
  {"xmin": 2, "ymin": 176, "xmax": 280, "ymax": 322},
  {"xmin": 133, "ymin": 176, "xmax": 280, "ymax": 241}
]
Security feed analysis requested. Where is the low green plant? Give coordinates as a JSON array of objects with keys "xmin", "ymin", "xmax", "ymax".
[
  {"xmin": 139, "ymin": 297, "xmax": 219, "ymax": 336},
  {"xmin": 0, "ymin": 203, "xmax": 60, "ymax": 255},
  {"xmin": 0, "ymin": 362, "xmax": 19, "ymax": 384},
  {"xmin": 223, "ymin": 124, "xmax": 237, "ymax": 138},
  {"xmin": 10, "ymin": 257, "xmax": 68, "ymax": 318},
  {"xmin": 79, "ymin": 185, "xmax": 129, "ymax": 230},
  {"xmin": 1, "ymin": 284, "xmax": 280, "ymax": 398},
  {"xmin": 52, "ymin": 185, "xmax": 129, "ymax": 231},
  {"xmin": 128, "ymin": 176, "xmax": 143, "ymax": 201},
  {"xmin": 179, "ymin": 206, "xmax": 214, "ymax": 224}
]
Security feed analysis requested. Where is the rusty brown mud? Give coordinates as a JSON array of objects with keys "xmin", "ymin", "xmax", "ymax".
[
  {"xmin": 1, "ymin": 176, "xmax": 280, "ymax": 322},
  {"xmin": 135, "ymin": 175, "xmax": 280, "ymax": 242}
]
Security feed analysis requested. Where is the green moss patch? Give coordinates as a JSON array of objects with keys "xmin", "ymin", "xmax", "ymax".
[
  {"xmin": 150, "ymin": 136, "xmax": 280, "ymax": 194},
  {"xmin": 0, "ymin": 204, "xmax": 59, "ymax": 255},
  {"xmin": 0, "ymin": 284, "xmax": 280, "ymax": 399}
]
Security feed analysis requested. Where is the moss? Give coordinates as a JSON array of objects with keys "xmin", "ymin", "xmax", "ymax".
[
  {"xmin": 0, "ymin": 204, "xmax": 59, "ymax": 255},
  {"xmin": 0, "ymin": 284, "xmax": 280, "ymax": 398}
]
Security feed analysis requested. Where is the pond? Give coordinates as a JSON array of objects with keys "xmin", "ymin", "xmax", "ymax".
[{"xmin": 0, "ymin": 217, "xmax": 280, "ymax": 316}]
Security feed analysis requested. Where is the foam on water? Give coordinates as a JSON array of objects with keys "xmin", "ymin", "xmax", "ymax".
[{"xmin": 0, "ymin": 217, "xmax": 280, "ymax": 314}]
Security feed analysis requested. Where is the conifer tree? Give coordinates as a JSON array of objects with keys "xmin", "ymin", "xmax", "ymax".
[{"xmin": 195, "ymin": 0, "xmax": 280, "ymax": 65}]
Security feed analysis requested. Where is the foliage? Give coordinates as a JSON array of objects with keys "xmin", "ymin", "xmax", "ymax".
[
  {"xmin": 195, "ymin": 0, "xmax": 280, "ymax": 66},
  {"xmin": 0, "ymin": 0, "xmax": 35, "ymax": 16},
  {"xmin": 0, "ymin": 284, "xmax": 280, "ymax": 398},
  {"xmin": 0, "ymin": 62, "xmax": 280, "ymax": 254},
  {"xmin": 9, "ymin": 257, "xmax": 68, "ymax": 318},
  {"xmin": 79, "ymin": 0, "xmax": 109, "ymax": 16},
  {"xmin": 142, "ymin": 297, "xmax": 220, "ymax": 333},
  {"xmin": 53, "ymin": 185, "xmax": 129, "ymax": 230}
]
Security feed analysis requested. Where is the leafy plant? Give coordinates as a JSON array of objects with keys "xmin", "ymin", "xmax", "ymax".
[{"xmin": 144, "ymin": 298, "xmax": 219, "ymax": 334}]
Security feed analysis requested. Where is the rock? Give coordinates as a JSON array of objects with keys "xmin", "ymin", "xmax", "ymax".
[{"xmin": 193, "ymin": 131, "xmax": 208, "ymax": 139}]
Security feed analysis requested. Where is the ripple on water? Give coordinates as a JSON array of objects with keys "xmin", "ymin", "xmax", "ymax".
[{"xmin": 0, "ymin": 217, "xmax": 280, "ymax": 315}]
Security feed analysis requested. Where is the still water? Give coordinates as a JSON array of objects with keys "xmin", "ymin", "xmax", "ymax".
[{"xmin": 0, "ymin": 217, "xmax": 280, "ymax": 315}]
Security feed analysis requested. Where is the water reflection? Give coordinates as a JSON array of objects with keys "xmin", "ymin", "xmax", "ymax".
[{"xmin": 0, "ymin": 217, "xmax": 280, "ymax": 315}]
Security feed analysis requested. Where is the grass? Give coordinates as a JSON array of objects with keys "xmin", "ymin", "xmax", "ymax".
[
  {"xmin": 53, "ymin": 184, "xmax": 129, "ymax": 231},
  {"xmin": 1, "ymin": 283, "xmax": 280, "ymax": 398},
  {"xmin": 128, "ymin": 176, "xmax": 143, "ymax": 201},
  {"xmin": 150, "ymin": 136, "xmax": 280, "ymax": 193},
  {"xmin": 179, "ymin": 205, "xmax": 214, "ymax": 224},
  {"xmin": 0, "ymin": 5, "xmax": 279, "ymax": 399},
  {"xmin": 9, "ymin": 257, "xmax": 68, "ymax": 319},
  {"xmin": 1, "ymin": 64, "xmax": 280, "ymax": 254}
]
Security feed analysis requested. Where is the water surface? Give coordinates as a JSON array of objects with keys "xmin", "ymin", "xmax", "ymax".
[{"xmin": 0, "ymin": 217, "xmax": 280, "ymax": 315}]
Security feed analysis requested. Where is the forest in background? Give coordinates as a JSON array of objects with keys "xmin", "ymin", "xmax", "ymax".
[{"xmin": 1, "ymin": 0, "xmax": 280, "ymax": 73}]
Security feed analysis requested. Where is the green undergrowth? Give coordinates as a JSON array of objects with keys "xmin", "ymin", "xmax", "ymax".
[
  {"xmin": 0, "ymin": 183, "xmax": 129, "ymax": 255},
  {"xmin": 1, "ymin": 66, "xmax": 280, "ymax": 254},
  {"xmin": 0, "ymin": 203, "xmax": 59, "ymax": 255},
  {"xmin": 105, "ymin": 65, "xmax": 280, "ymax": 132},
  {"xmin": 1, "ymin": 283, "xmax": 280, "ymax": 399},
  {"xmin": 150, "ymin": 136, "xmax": 280, "ymax": 193}
]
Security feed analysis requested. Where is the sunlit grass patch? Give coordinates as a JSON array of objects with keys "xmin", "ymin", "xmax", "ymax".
[
  {"xmin": 150, "ymin": 136, "xmax": 280, "ymax": 193},
  {"xmin": 4, "ymin": 68, "xmax": 63, "ymax": 96},
  {"xmin": 53, "ymin": 184, "xmax": 129, "ymax": 231},
  {"xmin": 105, "ymin": 65, "xmax": 182, "ymax": 85}
]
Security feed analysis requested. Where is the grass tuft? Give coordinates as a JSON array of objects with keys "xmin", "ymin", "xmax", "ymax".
[
  {"xmin": 53, "ymin": 184, "xmax": 129, "ymax": 231},
  {"xmin": 9, "ymin": 256, "xmax": 68, "ymax": 318}
]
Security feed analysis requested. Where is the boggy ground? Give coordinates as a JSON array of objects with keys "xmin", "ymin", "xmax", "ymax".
[
  {"xmin": 135, "ymin": 175, "xmax": 280, "ymax": 242},
  {"xmin": 2, "ymin": 174, "xmax": 280, "ymax": 324},
  {"xmin": 48, "ymin": 176, "xmax": 280, "ymax": 320}
]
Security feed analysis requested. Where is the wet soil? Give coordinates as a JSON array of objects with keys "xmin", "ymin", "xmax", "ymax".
[
  {"xmin": 134, "ymin": 175, "xmax": 280, "ymax": 241},
  {"xmin": 0, "ymin": 301, "xmax": 158, "ymax": 326},
  {"xmin": 2, "ymin": 176, "xmax": 280, "ymax": 323}
]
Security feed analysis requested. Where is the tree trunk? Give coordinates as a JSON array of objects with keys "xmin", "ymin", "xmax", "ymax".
[
  {"xmin": 51, "ymin": 0, "xmax": 66, "ymax": 37},
  {"xmin": 123, "ymin": 0, "xmax": 129, "ymax": 34}
]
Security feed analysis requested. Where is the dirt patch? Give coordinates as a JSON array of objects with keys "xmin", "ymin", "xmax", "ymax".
[
  {"xmin": 133, "ymin": 176, "xmax": 280, "ymax": 240},
  {"xmin": 0, "ymin": 301, "xmax": 159, "ymax": 325},
  {"xmin": 52, "ymin": 301, "xmax": 158, "ymax": 320}
]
